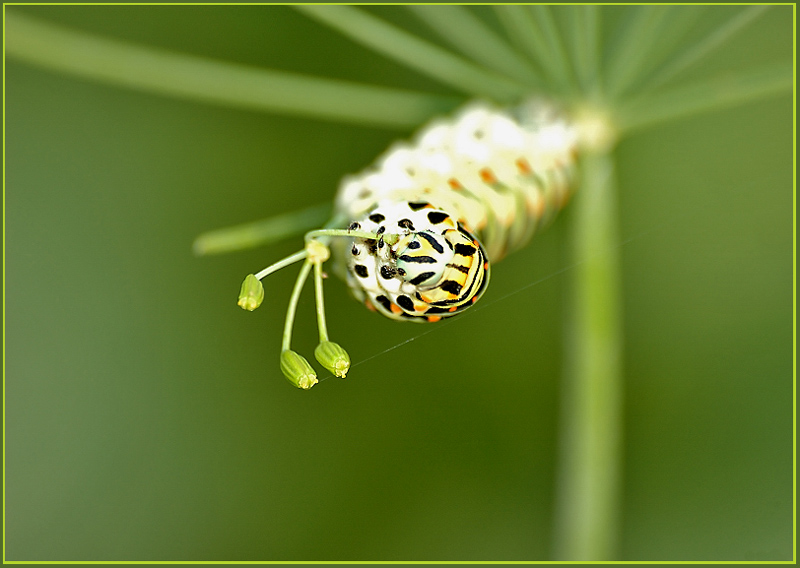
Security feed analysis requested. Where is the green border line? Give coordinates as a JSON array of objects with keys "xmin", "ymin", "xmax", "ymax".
[{"xmin": 3, "ymin": 3, "xmax": 795, "ymax": 565}]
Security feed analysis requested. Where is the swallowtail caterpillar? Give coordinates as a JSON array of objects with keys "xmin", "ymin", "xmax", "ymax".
[{"xmin": 239, "ymin": 99, "xmax": 580, "ymax": 389}]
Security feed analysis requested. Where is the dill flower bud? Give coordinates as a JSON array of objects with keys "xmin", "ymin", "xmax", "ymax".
[
  {"xmin": 237, "ymin": 274, "xmax": 264, "ymax": 311},
  {"xmin": 314, "ymin": 341, "xmax": 351, "ymax": 378},
  {"xmin": 280, "ymin": 350, "xmax": 318, "ymax": 390}
]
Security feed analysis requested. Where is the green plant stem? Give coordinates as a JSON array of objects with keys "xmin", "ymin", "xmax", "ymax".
[
  {"xmin": 254, "ymin": 250, "xmax": 308, "ymax": 282},
  {"xmin": 305, "ymin": 228, "xmax": 384, "ymax": 242},
  {"xmin": 5, "ymin": 10, "xmax": 458, "ymax": 129},
  {"xmin": 313, "ymin": 261, "xmax": 330, "ymax": 343},
  {"xmin": 294, "ymin": 6, "xmax": 526, "ymax": 103},
  {"xmin": 282, "ymin": 260, "xmax": 313, "ymax": 352},
  {"xmin": 405, "ymin": 5, "xmax": 542, "ymax": 89},
  {"xmin": 554, "ymin": 150, "xmax": 623, "ymax": 560},
  {"xmin": 193, "ymin": 203, "xmax": 333, "ymax": 256},
  {"xmin": 617, "ymin": 62, "xmax": 792, "ymax": 134}
]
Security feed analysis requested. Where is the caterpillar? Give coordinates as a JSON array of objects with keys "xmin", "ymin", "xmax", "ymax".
[{"xmin": 239, "ymin": 99, "xmax": 579, "ymax": 389}]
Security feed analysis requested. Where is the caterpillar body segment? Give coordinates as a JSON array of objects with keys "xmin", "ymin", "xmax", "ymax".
[
  {"xmin": 342, "ymin": 200, "xmax": 489, "ymax": 323},
  {"xmin": 333, "ymin": 100, "xmax": 578, "ymax": 319},
  {"xmin": 239, "ymin": 99, "xmax": 580, "ymax": 387}
]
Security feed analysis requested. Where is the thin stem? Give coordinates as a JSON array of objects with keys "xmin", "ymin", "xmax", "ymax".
[
  {"xmin": 554, "ymin": 150, "xmax": 623, "ymax": 560},
  {"xmin": 642, "ymin": 5, "xmax": 770, "ymax": 92},
  {"xmin": 405, "ymin": 5, "xmax": 543, "ymax": 89},
  {"xmin": 491, "ymin": 6, "xmax": 549, "ymax": 86},
  {"xmin": 566, "ymin": 6, "xmax": 601, "ymax": 95},
  {"xmin": 5, "ymin": 10, "xmax": 459, "ymax": 129},
  {"xmin": 617, "ymin": 62, "xmax": 792, "ymax": 134},
  {"xmin": 282, "ymin": 260, "xmax": 313, "ymax": 352},
  {"xmin": 305, "ymin": 228, "xmax": 387, "ymax": 243},
  {"xmin": 293, "ymin": 6, "xmax": 526, "ymax": 103},
  {"xmin": 313, "ymin": 261, "xmax": 329, "ymax": 343},
  {"xmin": 625, "ymin": 6, "xmax": 708, "ymax": 92},
  {"xmin": 193, "ymin": 203, "xmax": 333, "ymax": 256},
  {"xmin": 492, "ymin": 6, "xmax": 566, "ymax": 94},
  {"xmin": 528, "ymin": 6, "xmax": 575, "ymax": 92},
  {"xmin": 254, "ymin": 250, "xmax": 308, "ymax": 281},
  {"xmin": 604, "ymin": 6, "xmax": 672, "ymax": 98}
]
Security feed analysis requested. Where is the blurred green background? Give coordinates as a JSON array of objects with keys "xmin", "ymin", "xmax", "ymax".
[{"xmin": 5, "ymin": 5, "xmax": 793, "ymax": 561}]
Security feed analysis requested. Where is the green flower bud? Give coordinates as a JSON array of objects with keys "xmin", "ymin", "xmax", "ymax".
[
  {"xmin": 314, "ymin": 341, "xmax": 351, "ymax": 378},
  {"xmin": 238, "ymin": 274, "xmax": 264, "ymax": 311},
  {"xmin": 280, "ymin": 350, "xmax": 318, "ymax": 390}
]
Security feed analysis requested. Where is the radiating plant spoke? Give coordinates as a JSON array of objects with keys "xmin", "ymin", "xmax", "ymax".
[
  {"xmin": 616, "ymin": 62, "xmax": 792, "ymax": 133},
  {"xmin": 293, "ymin": 5, "xmax": 527, "ymax": 103},
  {"xmin": 641, "ymin": 5, "xmax": 771, "ymax": 92},
  {"xmin": 603, "ymin": 6, "xmax": 673, "ymax": 98},
  {"xmin": 193, "ymin": 203, "xmax": 335, "ymax": 256},
  {"xmin": 405, "ymin": 5, "xmax": 544, "ymax": 89},
  {"xmin": 490, "ymin": 6, "xmax": 554, "ymax": 89},
  {"xmin": 527, "ymin": 6, "xmax": 576, "ymax": 92},
  {"xmin": 565, "ymin": 5, "xmax": 602, "ymax": 95},
  {"xmin": 5, "ymin": 10, "xmax": 459, "ymax": 129},
  {"xmin": 625, "ymin": 5, "xmax": 709, "ymax": 92}
]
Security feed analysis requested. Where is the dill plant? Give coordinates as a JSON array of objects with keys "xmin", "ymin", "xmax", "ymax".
[{"xmin": 5, "ymin": 5, "xmax": 793, "ymax": 561}]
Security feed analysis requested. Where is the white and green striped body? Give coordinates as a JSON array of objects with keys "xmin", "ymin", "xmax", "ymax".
[{"xmin": 332, "ymin": 100, "xmax": 580, "ymax": 322}]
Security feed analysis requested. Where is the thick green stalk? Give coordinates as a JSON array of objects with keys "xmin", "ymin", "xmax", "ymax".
[{"xmin": 554, "ymin": 150, "xmax": 623, "ymax": 560}]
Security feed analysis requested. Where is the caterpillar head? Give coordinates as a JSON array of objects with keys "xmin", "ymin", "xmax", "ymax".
[{"xmin": 347, "ymin": 200, "xmax": 490, "ymax": 322}]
